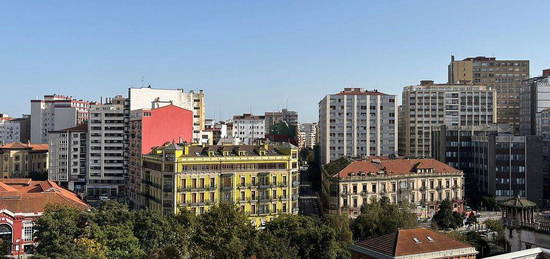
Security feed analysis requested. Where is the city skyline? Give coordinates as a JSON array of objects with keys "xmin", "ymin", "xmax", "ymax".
[{"xmin": 3, "ymin": 1, "xmax": 550, "ymax": 122}]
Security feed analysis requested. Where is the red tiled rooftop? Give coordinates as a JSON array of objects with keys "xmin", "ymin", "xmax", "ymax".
[
  {"xmin": 355, "ymin": 228, "xmax": 474, "ymax": 257},
  {"xmin": 0, "ymin": 142, "xmax": 48, "ymax": 151},
  {"xmin": 0, "ymin": 179, "xmax": 89, "ymax": 213},
  {"xmin": 335, "ymin": 158, "xmax": 460, "ymax": 178}
]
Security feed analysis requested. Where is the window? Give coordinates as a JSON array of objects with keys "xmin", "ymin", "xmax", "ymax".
[
  {"xmin": 23, "ymin": 224, "xmax": 33, "ymax": 241},
  {"xmin": 210, "ymin": 178, "xmax": 215, "ymax": 187}
]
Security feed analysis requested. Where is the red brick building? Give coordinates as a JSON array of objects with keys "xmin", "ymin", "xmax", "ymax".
[
  {"xmin": 0, "ymin": 179, "xmax": 89, "ymax": 256},
  {"xmin": 351, "ymin": 228, "xmax": 478, "ymax": 259}
]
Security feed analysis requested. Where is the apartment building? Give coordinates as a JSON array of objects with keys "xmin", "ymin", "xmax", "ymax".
[
  {"xmin": 472, "ymin": 135, "xmax": 543, "ymax": 206},
  {"xmin": 324, "ymin": 158, "xmax": 464, "ymax": 219},
  {"xmin": 400, "ymin": 81, "xmax": 496, "ymax": 158},
  {"xmin": 0, "ymin": 142, "xmax": 48, "ymax": 178},
  {"xmin": 48, "ymin": 124, "xmax": 87, "ymax": 194},
  {"xmin": 449, "ymin": 56, "xmax": 529, "ymax": 131},
  {"xmin": 11, "ymin": 115, "xmax": 31, "ymax": 143},
  {"xmin": 297, "ymin": 123, "xmax": 318, "ymax": 149},
  {"xmin": 265, "ymin": 109, "xmax": 298, "ymax": 130},
  {"xmin": 87, "ymin": 96, "xmax": 126, "ymax": 199},
  {"xmin": 128, "ymin": 105, "xmax": 193, "ymax": 208},
  {"xmin": 319, "ymin": 88, "xmax": 398, "ymax": 165},
  {"xmin": 128, "ymin": 87, "xmax": 205, "ymax": 142},
  {"xmin": 31, "ymin": 95, "xmax": 93, "ymax": 144},
  {"xmin": 0, "ymin": 115, "xmax": 20, "ymax": 146},
  {"xmin": 232, "ymin": 114, "xmax": 266, "ymax": 145},
  {"xmin": 141, "ymin": 142, "xmax": 299, "ymax": 227},
  {"xmin": 519, "ymin": 69, "xmax": 550, "ymax": 135}
]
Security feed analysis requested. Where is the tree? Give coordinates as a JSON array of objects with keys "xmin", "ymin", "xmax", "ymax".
[
  {"xmin": 190, "ymin": 202, "xmax": 256, "ymax": 258},
  {"xmin": 432, "ymin": 199, "xmax": 464, "ymax": 230},
  {"xmin": 33, "ymin": 205, "xmax": 90, "ymax": 258},
  {"xmin": 73, "ymin": 237, "xmax": 108, "ymax": 259},
  {"xmin": 445, "ymin": 231, "xmax": 490, "ymax": 257},
  {"xmin": 465, "ymin": 213, "xmax": 478, "ymax": 228},
  {"xmin": 262, "ymin": 215, "xmax": 342, "ymax": 259},
  {"xmin": 133, "ymin": 210, "xmax": 186, "ymax": 255},
  {"xmin": 324, "ymin": 214, "xmax": 353, "ymax": 258},
  {"xmin": 351, "ymin": 196, "xmax": 417, "ymax": 240},
  {"xmin": 484, "ymin": 219, "xmax": 506, "ymax": 246}
]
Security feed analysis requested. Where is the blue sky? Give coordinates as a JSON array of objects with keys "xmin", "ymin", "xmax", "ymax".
[{"xmin": 2, "ymin": 1, "xmax": 550, "ymax": 122}]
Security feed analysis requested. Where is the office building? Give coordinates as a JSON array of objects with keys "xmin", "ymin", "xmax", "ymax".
[
  {"xmin": 48, "ymin": 124, "xmax": 88, "ymax": 194},
  {"xmin": 232, "ymin": 114, "xmax": 266, "ymax": 145},
  {"xmin": 0, "ymin": 142, "xmax": 48, "ymax": 178},
  {"xmin": 449, "ymin": 56, "xmax": 529, "ymax": 131},
  {"xmin": 400, "ymin": 81, "xmax": 496, "ymax": 158},
  {"xmin": 30, "ymin": 95, "xmax": 94, "ymax": 144},
  {"xmin": 472, "ymin": 135, "xmax": 543, "ymax": 206},
  {"xmin": 520, "ymin": 70, "xmax": 550, "ymax": 135},
  {"xmin": 431, "ymin": 124, "xmax": 512, "ymax": 189},
  {"xmin": 128, "ymin": 87, "xmax": 205, "ymax": 142},
  {"xmin": 324, "ymin": 158, "xmax": 464, "ymax": 219},
  {"xmin": 351, "ymin": 228, "xmax": 477, "ymax": 259},
  {"xmin": 0, "ymin": 179, "xmax": 89, "ymax": 257},
  {"xmin": 86, "ymin": 96, "xmax": 126, "ymax": 199},
  {"xmin": 128, "ymin": 105, "xmax": 193, "ymax": 208},
  {"xmin": 297, "ymin": 123, "xmax": 318, "ymax": 149},
  {"xmin": 141, "ymin": 142, "xmax": 300, "ymax": 227},
  {"xmin": 0, "ymin": 114, "xmax": 20, "ymax": 146},
  {"xmin": 319, "ymin": 88, "xmax": 398, "ymax": 165}
]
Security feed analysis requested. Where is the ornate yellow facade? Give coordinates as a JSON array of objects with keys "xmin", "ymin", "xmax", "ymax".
[{"xmin": 141, "ymin": 143, "xmax": 299, "ymax": 227}]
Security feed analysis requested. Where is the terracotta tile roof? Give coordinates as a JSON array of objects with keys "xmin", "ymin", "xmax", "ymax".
[
  {"xmin": 335, "ymin": 158, "xmax": 460, "ymax": 178},
  {"xmin": 0, "ymin": 142, "xmax": 48, "ymax": 151},
  {"xmin": 0, "ymin": 179, "xmax": 89, "ymax": 213},
  {"xmin": 355, "ymin": 228, "xmax": 474, "ymax": 257}
]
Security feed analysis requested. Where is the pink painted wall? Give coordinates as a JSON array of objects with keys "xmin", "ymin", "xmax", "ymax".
[{"xmin": 141, "ymin": 105, "xmax": 193, "ymax": 154}]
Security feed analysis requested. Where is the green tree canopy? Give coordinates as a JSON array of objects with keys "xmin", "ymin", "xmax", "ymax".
[
  {"xmin": 432, "ymin": 199, "xmax": 464, "ymax": 230},
  {"xmin": 351, "ymin": 196, "xmax": 417, "ymax": 240}
]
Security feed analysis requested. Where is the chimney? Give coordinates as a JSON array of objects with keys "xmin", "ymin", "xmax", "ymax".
[
  {"xmin": 420, "ymin": 80, "xmax": 434, "ymax": 86},
  {"xmin": 543, "ymin": 69, "xmax": 550, "ymax": 77}
]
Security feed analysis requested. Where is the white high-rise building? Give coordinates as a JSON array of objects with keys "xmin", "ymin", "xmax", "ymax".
[
  {"xmin": 87, "ymin": 96, "xmax": 126, "ymax": 199},
  {"xmin": 48, "ymin": 124, "xmax": 88, "ymax": 194},
  {"xmin": 31, "ymin": 95, "xmax": 93, "ymax": 144},
  {"xmin": 128, "ymin": 87, "xmax": 205, "ymax": 141},
  {"xmin": 298, "ymin": 123, "xmax": 318, "ymax": 149},
  {"xmin": 400, "ymin": 80, "xmax": 497, "ymax": 158},
  {"xmin": 232, "ymin": 114, "xmax": 266, "ymax": 145},
  {"xmin": 319, "ymin": 88, "xmax": 398, "ymax": 164},
  {"xmin": 520, "ymin": 70, "xmax": 550, "ymax": 135},
  {"xmin": 0, "ymin": 114, "xmax": 20, "ymax": 145}
]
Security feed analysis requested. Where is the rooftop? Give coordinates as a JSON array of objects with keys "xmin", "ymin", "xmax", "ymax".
[
  {"xmin": 353, "ymin": 228, "xmax": 476, "ymax": 257},
  {"xmin": 500, "ymin": 196, "xmax": 536, "ymax": 208},
  {"xmin": 0, "ymin": 179, "xmax": 89, "ymax": 214},
  {"xmin": 336, "ymin": 88, "xmax": 388, "ymax": 96},
  {"xmin": 335, "ymin": 158, "xmax": 460, "ymax": 178},
  {"xmin": 0, "ymin": 142, "xmax": 48, "ymax": 151},
  {"xmin": 148, "ymin": 143, "xmax": 296, "ymax": 158}
]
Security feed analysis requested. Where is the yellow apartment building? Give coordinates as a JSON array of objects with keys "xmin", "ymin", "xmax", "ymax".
[{"xmin": 141, "ymin": 142, "xmax": 299, "ymax": 227}]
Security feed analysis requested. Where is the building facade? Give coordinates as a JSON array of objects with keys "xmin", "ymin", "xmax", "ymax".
[
  {"xmin": 265, "ymin": 109, "xmax": 298, "ymax": 130},
  {"xmin": 431, "ymin": 124, "xmax": 513, "ymax": 191},
  {"xmin": 0, "ymin": 179, "xmax": 89, "ymax": 257},
  {"xmin": 232, "ymin": 114, "xmax": 266, "ymax": 145},
  {"xmin": 128, "ymin": 87, "xmax": 205, "ymax": 142},
  {"xmin": 319, "ymin": 88, "xmax": 398, "ymax": 165},
  {"xmin": 128, "ymin": 105, "xmax": 193, "ymax": 208},
  {"xmin": 0, "ymin": 143, "xmax": 48, "ymax": 178},
  {"xmin": 86, "ymin": 96, "xmax": 126, "ymax": 199},
  {"xmin": 141, "ymin": 143, "xmax": 299, "ymax": 227},
  {"xmin": 449, "ymin": 56, "xmax": 529, "ymax": 131},
  {"xmin": 520, "ymin": 71, "xmax": 550, "ymax": 135},
  {"xmin": 11, "ymin": 115, "xmax": 31, "ymax": 143},
  {"xmin": 472, "ymin": 135, "xmax": 543, "ymax": 206},
  {"xmin": 0, "ymin": 115, "xmax": 20, "ymax": 146},
  {"xmin": 400, "ymin": 81, "xmax": 497, "ymax": 157},
  {"xmin": 30, "ymin": 95, "xmax": 93, "ymax": 144},
  {"xmin": 325, "ymin": 158, "xmax": 464, "ymax": 219},
  {"xmin": 297, "ymin": 123, "xmax": 318, "ymax": 149},
  {"xmin": 47, "ymin": 124, "xmax": 87, "ymax": 195}
]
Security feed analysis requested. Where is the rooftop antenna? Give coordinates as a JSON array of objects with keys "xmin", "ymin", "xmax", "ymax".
[{"xmin": 140, "ymin": 76, "xmax": 145, "ymax": 87}]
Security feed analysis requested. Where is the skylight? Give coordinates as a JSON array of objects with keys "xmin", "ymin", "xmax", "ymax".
[{"xmin": 412, "ymin": 237, "xmax": 421, "ymax": 244}]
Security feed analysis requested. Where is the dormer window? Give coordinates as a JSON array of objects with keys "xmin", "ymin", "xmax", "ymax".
[
  {"xmin": 412, "ymin": 237, "xmax": 421, "ymax": 244},
  {"xmin": 426, "ymin": 236, "xmax": 434, "ymax": 242}
]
